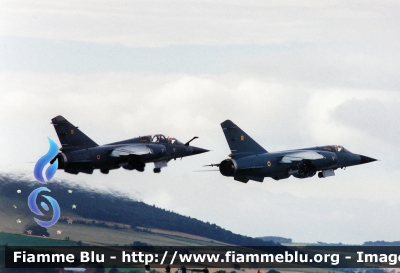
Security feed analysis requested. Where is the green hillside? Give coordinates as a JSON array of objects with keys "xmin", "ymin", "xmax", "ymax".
[{"xmin": 0, "ymin": 174, "xmax": 277, "ymax": 246}]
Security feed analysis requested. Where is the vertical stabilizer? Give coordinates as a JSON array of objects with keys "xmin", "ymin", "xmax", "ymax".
[
  {"xmin": 221, "ymin": 120, "xmax": 267, "ymax": 157},
  {"xmin": 51, "ymin": 115, "xmax": 98, "ymax": 151}
]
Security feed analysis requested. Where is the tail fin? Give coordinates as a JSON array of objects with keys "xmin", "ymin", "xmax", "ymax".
[
  {"xmin": 51, "ymin": 115, "xmax": 98, "ymax": 151},
  {"xmin": 221, "ymin": 120, "xmax": 267, "ymax": 157}
]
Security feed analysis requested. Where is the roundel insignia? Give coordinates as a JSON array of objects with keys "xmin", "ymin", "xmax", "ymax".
[
  {"xmin": 266, "ymin": 160, "xmax": 272, "ymax": 167},
  {"xmin": 97, "ymin": 155, "xmax": 101, "ymax": 160}
]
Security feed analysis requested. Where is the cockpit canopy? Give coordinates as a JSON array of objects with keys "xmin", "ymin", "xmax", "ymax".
[
  {"xmin": 334, "ymin": 145, "xmax": 350, "ymax": 153},
  {"xmin": 323, "ymin": 145, "xmax": 351, "ymax": 153},
  {"xmin": 151, "ymin": 134, "xmax": 184, "ymax": 145}
]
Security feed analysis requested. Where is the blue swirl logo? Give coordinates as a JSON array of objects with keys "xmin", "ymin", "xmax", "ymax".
[
  {"xmin": 28, "ymin": 187, "xmax": 60, "ymax": 227},
  {"xmin": 34, "ymin": 137, "xmax": 59, "ymax": 183},
  {"xmin": 29, "ymin": 137, "xmax": 61, "ymax": 228}
]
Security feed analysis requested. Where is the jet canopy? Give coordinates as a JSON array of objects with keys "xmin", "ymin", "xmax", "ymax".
[
  {"xmin": 322, "ymin": 145, "xmax": 351, "ymax": 153},
  {"xmin": 334, "ymin": 145, "xmax": 351, "ymax": 153},
  {"xmin": 151, "ymin": 134, "xmax": 184, "ymax": 145}
]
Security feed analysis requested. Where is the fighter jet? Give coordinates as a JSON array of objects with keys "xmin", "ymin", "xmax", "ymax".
[
  {"xmin": 206, "ymin": 120, "xmax": 377, "ymax": 183},
  {"xmin": 49, "ymin": 115, "xmax": 208, "ymax": 174}
]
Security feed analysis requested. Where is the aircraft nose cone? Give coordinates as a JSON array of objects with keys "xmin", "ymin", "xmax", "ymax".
[
  {"xmin": 192, "ymin": 147, "xmax": 209, "ymax": 155},
  {"xmin": 359, "ymin": 155, "xmax": 377, "ymax": 164}
]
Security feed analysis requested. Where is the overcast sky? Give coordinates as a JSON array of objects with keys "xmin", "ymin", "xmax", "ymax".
[{"xmin": 1, "ymin": 0, "xmax": 399, "ymax": 244}]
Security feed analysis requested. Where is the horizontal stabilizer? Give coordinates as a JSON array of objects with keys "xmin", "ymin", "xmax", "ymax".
[
  {"xmin": 64, "ymin": 161, "xmax": 94, "ymax": 174},
  {"xmin": 221, "ymin": 120, "xmax": 267, "ymax": 157},
  {"xmin": 280, "ymin": 151, "xmax": 324, "ymax": 163},
  {"xmin": 234, "ymin": 176, "xmax": 249, "ymax": 183},
  {"xmin": 65, "ymin": 168, "xmax": 94, "ymax": 175},
  {"xmin": 247, "ymin": 176, "xmax": 264, "ymax": 182},
  {"xmin": 234, "ymin": 175, "xmax": 264, "ymax": 183},
  {"xmin": 109, "ymin": 144, "xmax": 152, "ymax": 157}
]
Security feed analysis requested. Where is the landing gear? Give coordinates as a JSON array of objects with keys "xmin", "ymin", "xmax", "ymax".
[
  {"xmin": 100, "ymin": 169, "xmax": 109, "ymax": 174},
  {"xmin": 318, "ymin": 172, "xmax": 324, "ymax": 178},
  {"xmin": 123, "ymin": 157, "xmax": 146, "ymax": 172},
  {"xmin": 153, "ymin": 160, "xmax": 167, "ymax": 173},
  {"xmin": 135, "ymin": 162, "xmax": 145, "ymax": 172}
]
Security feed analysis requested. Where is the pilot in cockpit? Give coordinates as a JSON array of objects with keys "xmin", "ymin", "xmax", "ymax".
[{"xmin": 334, "ymin": 145, "xmax": 349, "ymax": 153}]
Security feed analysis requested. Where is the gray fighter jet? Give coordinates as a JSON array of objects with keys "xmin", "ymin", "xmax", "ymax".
[
  {"xmin": 206, "ymin": 120, "xmax": 377, "ymax": 182},
  {"xmin": 50, "ymin": 115, "xmax": 208, "ymax": 174}
]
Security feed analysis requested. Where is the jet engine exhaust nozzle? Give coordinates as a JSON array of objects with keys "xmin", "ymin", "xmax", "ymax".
[{"xmin": 219, "ymin": 159, "xmax": 236, "ymax": 177}]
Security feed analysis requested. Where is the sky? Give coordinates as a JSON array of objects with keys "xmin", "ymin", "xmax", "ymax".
[{"xmin": 1, "ymin": 0, "xmax": 400, "ymax": 244}]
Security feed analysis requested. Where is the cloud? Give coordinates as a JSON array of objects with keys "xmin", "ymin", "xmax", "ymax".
[
  {"xmin": 0, "ymin": 71, "xmax": 390, "ymax": 182},
  {"xmin": 331, "ymin": 97, "xmax": 400, "ymax": 143},
  {"xmin": 1, "ymin": 1, "xmax": 399, "ymax": 47},
  {"xmin": 0, "ymin": 71, "xmax": 319, "ymax": 154},
  {"xmin": 1, "ymin": 1, "xmax": 399, "ymax": 243},
  {"xmin": 0, "ymin": 70, "xmax": 395, "ymax": 244}
]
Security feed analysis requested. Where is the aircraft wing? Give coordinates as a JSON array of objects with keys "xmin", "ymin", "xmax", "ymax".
[
  {"xmin": 279, "ymin": 151, "xmax": 324, "ymax": 163},
  {"xmin": 109, "ymin": 144, "xmax": 152, "ymax": 157}
]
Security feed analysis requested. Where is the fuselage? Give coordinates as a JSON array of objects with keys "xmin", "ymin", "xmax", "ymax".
[
  {"xmin": 219, "ymin": 145, "xmax": 376, "ymax": 181},
  {"xmin": 56, "ymin": 134, "xmax": 208, "ymax": 174}
]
